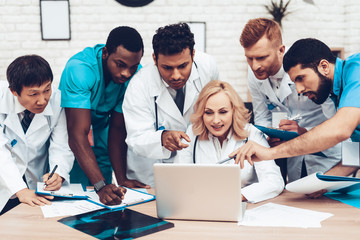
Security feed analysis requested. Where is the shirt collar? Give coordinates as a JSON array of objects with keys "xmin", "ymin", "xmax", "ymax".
[
  {"xmin": 208, "ymin": 128, "xmax": 233, "ymax": 142},
  {"xmin": 269, "ymin": 65, "xmax": 285, "ymax": 81},
  {"xmin": 13, "ymin": 96, "xmax": 26, "ymax": 114}
]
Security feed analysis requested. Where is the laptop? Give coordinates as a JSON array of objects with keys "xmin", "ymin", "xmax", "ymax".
[{"xmin": 153, "ymin": 163, "xmax": 244, "ymax": 222}]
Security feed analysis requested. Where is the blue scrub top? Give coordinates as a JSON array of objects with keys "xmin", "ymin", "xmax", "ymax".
[
  {"xmin": 59, "ymin": 44, "xmax": 141, "ymax": 185},
  {"xmin": 333, "ymin": 55, "xmax": 360, "ymax": 142},
  {"xmin": 59, "ymin": 43, "xmax": 142, "ymax": 149}
]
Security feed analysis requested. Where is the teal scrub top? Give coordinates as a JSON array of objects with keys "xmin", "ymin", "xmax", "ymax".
[
  {"xmin": 333, "ymin": 55, "xmax": 360, "ymax": 142},
  {"xmin": 59, "ymin": 44, "xmax": 141, "ymax": 153}
]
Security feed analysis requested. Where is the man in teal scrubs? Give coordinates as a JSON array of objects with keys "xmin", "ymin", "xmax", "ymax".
[
  {"xmin": 59, "ymin": 26, "xmax": 148, "ymax": 205},
  {"xmin": 232, "ymin": 38, "xmax": 359, "ymax": 189}
]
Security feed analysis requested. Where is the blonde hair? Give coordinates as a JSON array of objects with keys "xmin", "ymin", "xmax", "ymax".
[
  {"xmin": 191, "ymin": 80, "xmax": 250, "ymax": 140},
  {"xmin": 240, "ymin": 18, "xmax": 282, "ymax": 49}
]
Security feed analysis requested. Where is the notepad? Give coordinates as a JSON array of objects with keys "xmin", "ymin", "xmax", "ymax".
[
  {"xmin": 285, "ymin": 172, "xmax": 360, "ymax": 194},
  {"xmin": 36, "ymin": 182, "xmax": 88, "ymax": 199},
  {"xmin": 86, "ymin": 187, "xmax": 155, "ymax": 210}
]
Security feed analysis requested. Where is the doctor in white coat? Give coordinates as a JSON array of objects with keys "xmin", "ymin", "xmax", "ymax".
[
  {"xmin": 123, "ymin": 23, "xmax": 219, "ymax": 186},
  {"xmin": 0, "ymin": 55, "xmax": 74, "ymax": 214},
  {"xmin": 176, "ymin": 80, "xmax": 284, "ymax": 203},
  {"xmin": 239, "ymin": 18, "xmax": 341, "ymax": 183}
]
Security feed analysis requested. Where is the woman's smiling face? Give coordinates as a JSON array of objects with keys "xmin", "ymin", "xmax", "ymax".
[{"xmin": 203, "ymin": 91, "xmax": 233, "ymax": 142}]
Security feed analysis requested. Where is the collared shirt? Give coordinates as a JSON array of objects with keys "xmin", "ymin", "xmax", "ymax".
[
  {"xmin": 161, "ymin": 79, "xmax": 186, "ymax": 101},
  {"xmin": 208, "ymin": 130, "xmax": 232, "ymax": 161},
  {"xmin": 268, "ymin": 67, "xmax": 286, "ymax": 99}
]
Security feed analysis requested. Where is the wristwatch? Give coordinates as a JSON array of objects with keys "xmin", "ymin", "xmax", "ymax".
[{"xmin": 94, "ymin": 180, "xmax": 107, "ymax": 193}]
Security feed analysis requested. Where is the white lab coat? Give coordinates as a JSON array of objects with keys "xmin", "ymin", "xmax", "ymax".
[
  {"xmin": 123, "ymin": 52, "xmax": 219, "ymax": 186},
  {"xmin": 176, "ymin": 124, "xmax": 284, "ymax": 203},
  {"xmin": 247, "ymin": 66, "xmax": 342, "ymax": 182},
  {"xmin": 0, "ymin": 82, "xmax": 74, "ymax": 212}
]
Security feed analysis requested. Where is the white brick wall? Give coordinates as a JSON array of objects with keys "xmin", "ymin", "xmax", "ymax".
[{"xmin": 0, "ymin": 0, "xmax": 359, "ymax": 100}]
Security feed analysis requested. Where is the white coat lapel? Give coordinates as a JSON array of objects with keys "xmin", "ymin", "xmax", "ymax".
[
  {"xmin": 156, "ymin": 85, "xmax": 186, "ymax": 126},
  {"xmin": 277, "ymin": 75, "xmax": 293, "ymax": 103},
  {"xmin": 0, "ymin": 90, "xmax": 26, "ymax": 140},
  {"xmin": 26, "ymin": 114, "xmax": 48, "ymax": 135},
  {"xmin": 3, "ymin": 113, "xmax": 25, "ymax": 140},
  {"xmin": 26, "ymin": 103, "xmax": 53, "ymax": 135},
  {"xmin": 224, "ymin": 136, "xmax": 238, "ymax": 159},
  {"xmin": 183, "ymin": 64, "xmax": 200, "ymax": 115},
  {"xmin": 259, "ymin": 79, "xmax": 282, "ymax": 106}
]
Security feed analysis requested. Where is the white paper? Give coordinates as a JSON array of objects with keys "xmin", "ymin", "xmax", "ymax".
[
  {"xmin": 342, "ymin": 141, "xmax": 360, "ymax": 166},
  {"xmin": 285, "ymin": 172, "xmax": 357, "ymax": 194},
  {"xmin": 86, "ymin": 188, "xmax": 154, "ymax": 209},
  {"xmin": 238, "ymin": 203, "xmax": 333, "ymax": 228},
  {"xmin": 41, "ymin": 200, "xmax": 104, "ymax": 218},
  {"xmin": 272, "ymin": 111, "xmax": 287, "ymax": 128},
  {"xmin": 37, "ymin": 182, "xmax": 86, "ymax": 198}
]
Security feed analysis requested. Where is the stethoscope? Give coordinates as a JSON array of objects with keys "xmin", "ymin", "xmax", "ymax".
[{"xmin": 154, "ymin": 61, "xmax": 200, "ymax": 131}]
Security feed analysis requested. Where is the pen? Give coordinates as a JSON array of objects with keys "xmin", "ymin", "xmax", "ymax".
[
  {"xmin": 287, "ymin": 114, "xmax": 302, "ymax": 121},
  {"xmin": 216, "ymin": 155, "xmax": 236, "ymax": 164},
  {"xmin": 44, "ymin": 165, "xmax": 58, "ymax": 188}
]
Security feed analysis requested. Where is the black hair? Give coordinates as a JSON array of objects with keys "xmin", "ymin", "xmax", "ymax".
[
  {"xmin": 284, "ymin": 38, "xmax": 337, "ymax": 72},
  {"xmin": 152, "ymin": 22, "xmax": 195, "ymax": 60},
  {"xmin": 6, "ymin": 55, "xmax": 53, "ymax": 95},
  {"xmin": 105, "ymin": 26, "xmax": 144, "ymax": 55}
]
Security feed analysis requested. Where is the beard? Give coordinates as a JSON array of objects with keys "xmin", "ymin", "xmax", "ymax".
[{"xmin": 308, "ymin": 69, "xmax": 332, "ymax": 104}]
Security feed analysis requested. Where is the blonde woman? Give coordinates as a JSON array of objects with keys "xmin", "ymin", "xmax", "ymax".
[{"xmin": 176, "ymin": 80, "xmax": 284, "ymax": 203}]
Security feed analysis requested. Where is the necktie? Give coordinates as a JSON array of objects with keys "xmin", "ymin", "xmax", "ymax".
[
  {"xmin": 21, "ymin": 110, "xmax": 33, "ymax": 133},
  {"xmin": 174, "ymin": 88, "xmax": 185, "ymax": 115}
]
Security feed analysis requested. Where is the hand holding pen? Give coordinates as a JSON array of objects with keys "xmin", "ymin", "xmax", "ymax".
[{"xmin": 42, "ymin": 165, "xmax": 63, "ymax": 191}]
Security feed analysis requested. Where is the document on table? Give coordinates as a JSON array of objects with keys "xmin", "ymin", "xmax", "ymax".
[
  {"xmin": 285, "ymin": 172, "xmax": 360, "ymax": 194},
  {"xmin": 36, "ymin": 182, "xmax": 88, "ymax": 199},
  {"xmin": 41, "ymin": 200, "xmax": 104, "ymax": 218},
  {"xmin": 86, "ymin": 187, "xmax": 155, "ymax": 210},
  {"xmin": 238, "ymin": 203, "xmax": 333, "ymax": 228}
]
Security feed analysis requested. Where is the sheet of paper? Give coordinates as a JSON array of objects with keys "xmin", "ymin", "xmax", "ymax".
[
  {"xmin": 238, "ymin": 203, "xmax": 333, "ymax": 228},
  {"xmin": 37, "ymin": 182, "xmax": 86, "ymax": 198},
  {"xmin": 285, "ymin": 172, "xmax": 357, "ymax": 194},
  {"xmin": 41, "ymin": 200, "xmax": 104, "ymax": 218},
  {"xmin": 342, "ymin": 141, "xmax": 360, "ymax": 166},
  {"xmin": 86, "ymin": 188, "xmax": 154, "ymax": 209}
]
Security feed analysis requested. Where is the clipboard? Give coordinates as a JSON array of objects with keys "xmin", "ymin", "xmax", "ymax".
[
  {"xmin": 86, "ymin": 187, "xmax": 155, "ymax": 210},
  {"xmin": 36, "ymin": 182, "xmax": 88, "ymax": 199},
  {"xmin": 254, "ymin": 125, "xmax": 299, "ymax": 141},
  {"xmin": 254, "ymin": 125, "xmax": 327, "ymax": 158}
]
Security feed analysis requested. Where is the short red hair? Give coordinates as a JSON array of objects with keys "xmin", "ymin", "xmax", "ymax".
[{"xmin": 240, "ymin": 18, "xmax": 282, "ymax": 48}]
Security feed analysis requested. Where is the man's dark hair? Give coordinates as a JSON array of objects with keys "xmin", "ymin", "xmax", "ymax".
[
  {"xmin": 284, "ymin": 38, "xmax": 337, "ymax": 72},
  {"xmin": 152, "ymin": 22, "xmax": 195, "ymax": 60},
  {"xmin": 7, "ymin": 55, "xmax": 53, "ymax": 95},
  {"xmin": 105, "ymin": 26, "xmax": 144, "ymax": 55}
]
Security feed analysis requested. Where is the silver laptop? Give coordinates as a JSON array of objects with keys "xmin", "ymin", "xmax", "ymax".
[{"xmin": 153, "ymin": 163, "xmax": 244, "ymax": 222}]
